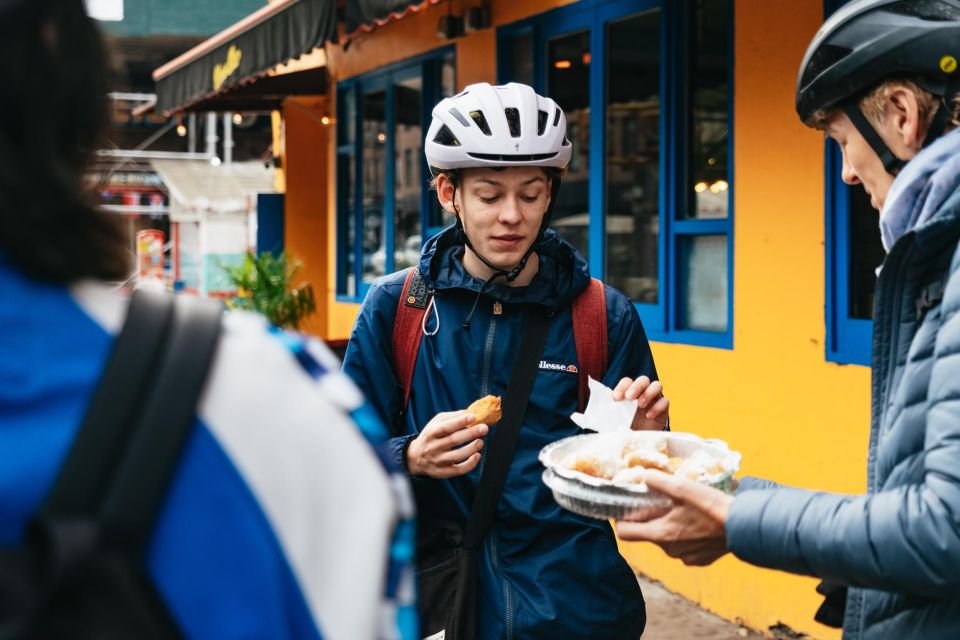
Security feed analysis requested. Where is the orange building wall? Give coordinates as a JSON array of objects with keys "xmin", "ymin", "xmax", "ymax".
[
  {"xmin": 310, "ymin": 1, "xmax": 874, "ymax": 638},
  {"xmin": 280, "ymin": 95, "xmax": 330, "ymax": 337}
]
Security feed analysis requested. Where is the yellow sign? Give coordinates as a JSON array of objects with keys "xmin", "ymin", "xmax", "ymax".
[
  {"xmin": 213, "ymin": 45, "xmax": 243, "ymax": 90},
  {"xmin": 940, "ymin": 55, "xmax": 958, "ymax": 74}
]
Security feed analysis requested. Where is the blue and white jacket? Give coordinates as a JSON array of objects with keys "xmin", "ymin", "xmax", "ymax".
[{"xmin": 0, "ymin": 256, "xmax": 416, "ymax": 640}]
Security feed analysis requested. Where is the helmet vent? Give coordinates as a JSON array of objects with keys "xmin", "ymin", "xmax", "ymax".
[
  {"xmin": 433, "ymin": 124, "xmax": 461, "ymax": 146},
  {"xmin": 885, "ymin": 0, "xmax": 960, "ymax": 21},
  {"xmin": 504, "ymin": 107, "xmax": 521, "ymax": 137},
  {"xmin": 537, "ymin": 110, "xmax": 549, "ymax": 135},
  {"xmin": 448, "ymin": 107, "xmax": 471, "ymax": 127},
  {"xmin": 467, "ymin": 152, "xmax": 558, "ymax": 162},
  {"xmin": 469, "ymin": 110, "xmax": 492, "ymax": 135},
  {"xmin": 801, "ymin": 43, "xmax": 852, "ymax": 90},
  {"xmin": 553, "ymin": 107, "xmax": 562, "ymax": 127}
]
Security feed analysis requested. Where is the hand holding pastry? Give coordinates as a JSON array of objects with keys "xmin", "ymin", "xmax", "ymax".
[{"xmin": 406, "ymin": 411, "xmax": 489, "ymax": 478}]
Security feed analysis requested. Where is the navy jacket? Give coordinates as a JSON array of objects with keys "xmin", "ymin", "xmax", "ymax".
[{"xmin": 343, "ymin": 227, "xmax": 658, "ymax": 639}]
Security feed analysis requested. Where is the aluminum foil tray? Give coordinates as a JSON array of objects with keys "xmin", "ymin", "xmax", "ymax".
[{"xmin": 539, "ymin": 431, "xmax": 740, "ymax": 521}]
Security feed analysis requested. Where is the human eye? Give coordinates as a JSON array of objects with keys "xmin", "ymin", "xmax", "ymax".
[
  {"xmin": 520, "ymin": 192, "xmax": 541, "ymax": 203},
  {"xmin": 477, "ymin": 192, "xmax": 500, "ymax": 204}
]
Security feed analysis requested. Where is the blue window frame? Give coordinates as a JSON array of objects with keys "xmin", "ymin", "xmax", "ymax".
[
  {"xmin": 498, "ymin": 0, "xmax": 734, "ymax": 348},
  {"xmin": 336, "ymin": 49, "xmax": 456, "ymax": 301},
  {"xmin": 824, "ymin": 0, "xmax": 884, "ymax": 365}
]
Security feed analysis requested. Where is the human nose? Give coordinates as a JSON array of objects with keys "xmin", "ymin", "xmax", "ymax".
[
  {"xmin": 498, "ymin": 195, "xmax": 523, "ymax": 224},
  {"xmin": 840, "ymin": 150, "xmax": 861, "ymax": 186}
]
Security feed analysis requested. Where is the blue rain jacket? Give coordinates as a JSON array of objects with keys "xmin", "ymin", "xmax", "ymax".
[{"xmin": 343, "ymin": 227, "xmax": 659, "ymax": 639}]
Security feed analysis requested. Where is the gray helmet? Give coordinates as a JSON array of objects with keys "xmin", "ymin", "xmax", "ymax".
[{"xmin": 796, "ymin": 0, "xmax": 960, "ymax": 173}]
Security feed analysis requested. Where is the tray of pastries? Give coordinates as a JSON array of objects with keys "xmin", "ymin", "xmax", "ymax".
[{"xmin": 539, "ymin": 431, "xmax": 740, "ymax": 521}]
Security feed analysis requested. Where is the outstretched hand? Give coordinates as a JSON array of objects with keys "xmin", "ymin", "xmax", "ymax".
[{"xmin": 615, "ymin": 470, "xmax": 733, "ymax": 566}]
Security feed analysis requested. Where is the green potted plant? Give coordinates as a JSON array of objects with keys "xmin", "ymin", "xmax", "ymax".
[{"xmin": 221, "ymin": 251, "xmax": 316, "ymax": 330}]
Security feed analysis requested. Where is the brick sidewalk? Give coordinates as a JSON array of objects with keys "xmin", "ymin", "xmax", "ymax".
[{"xmin": 639, "ymin": 575, "xmax": 767, "ymax": 640}]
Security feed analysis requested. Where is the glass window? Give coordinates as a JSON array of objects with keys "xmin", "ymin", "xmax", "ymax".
[
  {"xmin": 681, "ymin": 235, "xmax": 727, "ymax": 331},
  {"xmin": 848, "ymin": 186, "xmax": 883, "ymax": 319},
  {"xmin": 605, "ymin": 10, "xmax": 660, "ymax": 304},
  {"xmin": 687, "ymin": 0, "xmax": 730, "ymax": 219},
  {"xmin": 394, "ymin": 75, "xmax": 423, "ymax": 271},
  {"xmin": 498, "ymin": 0, "xmax": 734, "ymax": 346},
  {"xmin": 547, "ymin": 30, "xmax": 591, "ymax": 260},
  {"xmin": 362, "ymin": 88, "xmax": 387, "ymax": 284},
  {"xmin": 337, "ymin": 50, "xmax": 456, "ymax": 298}
]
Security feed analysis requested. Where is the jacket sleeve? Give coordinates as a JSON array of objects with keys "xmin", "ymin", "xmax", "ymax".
[
  {"xmin": 726, "ymin": 258, "xmax": 960, "ymax": 598},
  {"xmin": 601, "ymin": 287, "xmax": 659, "ymax": 387},
  {"xmin": 341, "ymin": 276, "xmax": 411, "ymax": 470}
]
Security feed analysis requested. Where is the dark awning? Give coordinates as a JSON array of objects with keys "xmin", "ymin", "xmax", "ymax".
[
  {"xmin": 345, "ymin": 0, "xmax": 441, "ymax": 37},
  {"xmin": 153, "ymin": 0, "xmax": 336, "ymax": 115}
]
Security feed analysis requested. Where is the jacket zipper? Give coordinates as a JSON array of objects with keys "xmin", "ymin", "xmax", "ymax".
[
  {"xmin": 477, "ymin": 313, "xmax": 515, "ymax": 639},
  {"xmin": 853, "ymin": 235, "xmax": 914, "ymax": 640}
]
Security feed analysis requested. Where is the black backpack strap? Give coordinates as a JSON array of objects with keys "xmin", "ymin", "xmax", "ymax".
[
  {"xmin": 462, "ymin": 308, "xmax": 550, "ymax": 550},
  {"xmin": 99, "ymin": 294, "xmax": 223, "ymax": 553},
  {"xmin": 40, "ymin": 291, "xmax": 176, "ymax": 518}
]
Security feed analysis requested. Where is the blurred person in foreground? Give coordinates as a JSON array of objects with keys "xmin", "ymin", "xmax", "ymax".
[
  {"xmin": 616, "ymin": 2, "xmax": 960, "ymax": 638},
  {"xmin": 0, "ymin": 1, "xmax": 415, "ymax": 638}
]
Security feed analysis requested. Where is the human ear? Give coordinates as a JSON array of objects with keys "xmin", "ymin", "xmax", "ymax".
[
  {"xmin": 886, "ymin": 87, "xmax": 924, "ymax": 154},
  {"xmin": 436, "ymin": 174, "xmax": 458, "ymax": 214}
]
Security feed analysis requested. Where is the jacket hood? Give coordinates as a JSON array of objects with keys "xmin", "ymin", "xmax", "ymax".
[{"xmin": 418, "ymin": 225, "xmax": 591, "ymax": 309}]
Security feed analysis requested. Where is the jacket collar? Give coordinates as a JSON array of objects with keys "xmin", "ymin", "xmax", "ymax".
[{"xmin": 418, "ymin": 226, "xmax": 591, "ymax": 308}]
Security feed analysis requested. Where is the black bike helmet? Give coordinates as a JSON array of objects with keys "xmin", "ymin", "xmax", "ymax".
[{"xmin": 796, "ymin": 0, "xmax": 960, "ymax": 174}]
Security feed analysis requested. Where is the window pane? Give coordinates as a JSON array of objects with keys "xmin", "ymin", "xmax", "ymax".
[
  {"xmin": 605, "ymin": 10, "xmax": 660, "ymax": 303},
  {"xmin": 848, "ymin": 185, "xmax": 883, "ymax": 319},
  {"xmin": 681, "ymin": 235, "xmax": 727, "ymax": 332},
  {"xmin": 394, "ymin": 75, "xmax": 423, "ymax": 271},
  {"xmin": 510, "ymin": 31, "xmax": 534, "ymax": 86},
  {"xmin": 688, "ymin": 0, "xmax": 730, "ymax": 219},
  {"xmin": 547, "ymin": 30, "xmax": 590, "ymax": 260},
  {"xmin": 441, "ymin": 53, "xmax": 456, "ymax": 98},
  {"xmin": 338, "ymin": 153, "xmax": 357, "ymax": 297},
  {"xmin": 338, "ymin": 86, "xmax": 356, "ymax": 145},
  {"xmin": 362, "ymin": 88, "xmax": 387, "ymax": 283}
]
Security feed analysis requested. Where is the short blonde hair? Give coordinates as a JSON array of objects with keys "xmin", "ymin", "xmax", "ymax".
[{"xmin": 805, "ymin": 78, "xmax": 960, "ymax": 136}]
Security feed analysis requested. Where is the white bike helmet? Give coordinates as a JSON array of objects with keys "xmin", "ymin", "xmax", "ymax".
[{"xmin": 425, "ymin": 82, "xmax": 572, "ymax": 171}]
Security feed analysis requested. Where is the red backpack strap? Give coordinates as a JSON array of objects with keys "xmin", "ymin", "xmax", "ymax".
[
  {"xmin": 572, "ymin": 277, "xmax": 608, "ymax": 412},
  {"xmin": 392, "ymin": 268, "xmax": 430, "ymax": 411}
]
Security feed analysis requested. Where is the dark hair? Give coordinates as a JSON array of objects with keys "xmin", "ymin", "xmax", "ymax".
[{"xmin": 0, "ymin": 0, "xmax": 130, "ymax": 283}]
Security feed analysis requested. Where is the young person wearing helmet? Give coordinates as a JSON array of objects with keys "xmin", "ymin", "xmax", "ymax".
[
  {"xmin": 343, "ymin": 82, "xmax": 669, "ymax": 638},
  {"xmin": 616, "ymin": 1, "xmax": 960, "ymax": 637}
]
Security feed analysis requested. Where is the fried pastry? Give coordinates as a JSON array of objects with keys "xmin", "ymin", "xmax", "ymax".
[
  {"xmin": 622, "ymin": 449, "xmax": 672, "ymax": 473},
  {"xmin": 565, "ymin": 454, "xmax": 619, "ymax": 480},
  {"xmin": 466, "ymin": 395, "xmax": 502, "ymax": 426}
]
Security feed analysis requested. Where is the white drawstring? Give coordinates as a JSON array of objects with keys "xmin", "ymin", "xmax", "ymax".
[{"xmin": 422, "ymin": 295, "xmax": 440, "ymax": 336}]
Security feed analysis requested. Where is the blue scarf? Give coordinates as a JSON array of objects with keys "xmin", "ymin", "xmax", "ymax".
[{"xmin": 880, "ymin": 127, "xmax": 960, "ymax": 252}]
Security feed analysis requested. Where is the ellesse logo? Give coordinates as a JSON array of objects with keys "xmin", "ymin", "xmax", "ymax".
[{"xmin": 539, "ymin": 360, "xmax": 578, "ymax": 374}]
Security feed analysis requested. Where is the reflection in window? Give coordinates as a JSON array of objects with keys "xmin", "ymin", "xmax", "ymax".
[
  {"xmin": 362, "ymin": 89, "xmax": 386, "ymax": 283},
  {"xmin": 394, "ymin": 76, "xmax": 423, "ymax": 271},
  {"xmin": 605, "ymin": 10, "xmax": 660, "ymax": 303},
  {"xmin": 682, "ymin": 235, "xmax": 727, "ymax": 331},
  {"xmin": 547, "ymin": 30, "xmax": 591, "ymax": 260},
  {"xmin": 688, "ymin": 0, "xmax": 730, "ymax": 219},
  {"xmin": 849, "ymin": 184, "xmax": 883, "ymax": 319},
  {"xmin": 510, "ymin": 31, "xmax": 534, "ymax": 86},
  {"xmin": 339, "ymin": 154, "xmax": 357, "ymax": 297}
]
